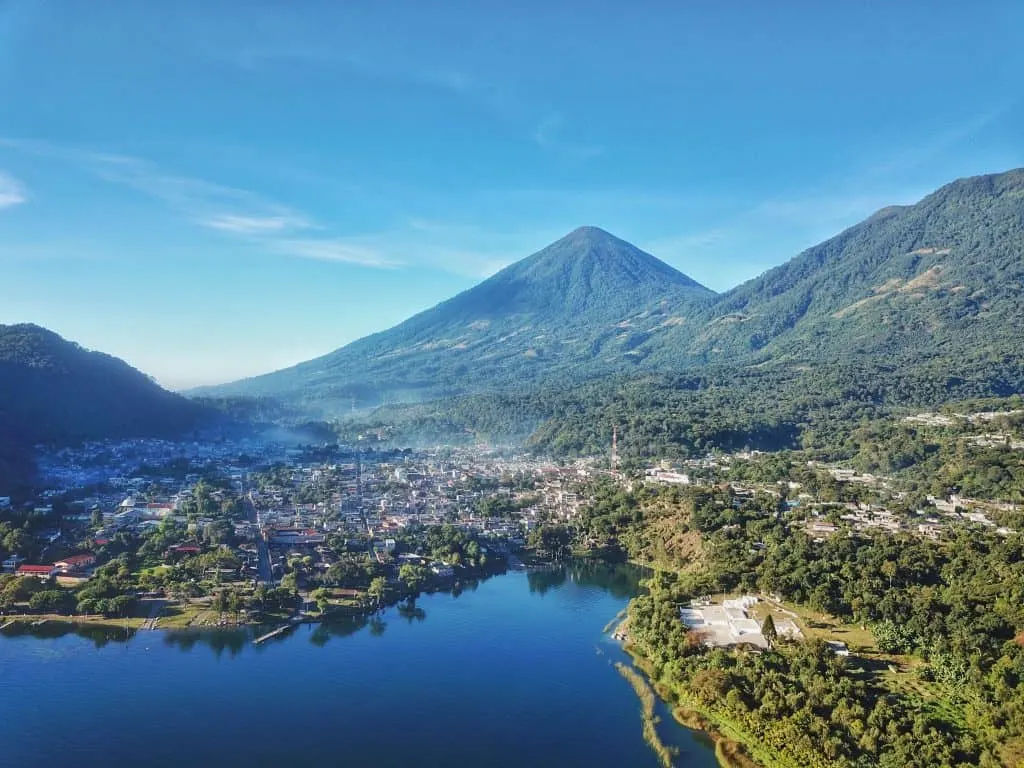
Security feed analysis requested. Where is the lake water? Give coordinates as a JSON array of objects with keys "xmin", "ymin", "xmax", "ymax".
[{"xmin": 0, "ymin": 564, "xmax": 718, "ymax": 767}]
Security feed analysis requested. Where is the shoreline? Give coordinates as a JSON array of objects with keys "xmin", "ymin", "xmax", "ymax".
[
  {"xmin": 0, "ymin": 560, "xmax": 552, "ymax": 640},
  {"xmin": 616, "ymin": 642, "xmax": 772, "ymax": 768},
  {"xmin": 610, "ymin": 612, "xmax": 764, "ymax": 768}
]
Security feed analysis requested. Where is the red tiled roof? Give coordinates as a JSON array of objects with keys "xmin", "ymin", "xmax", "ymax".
[
  {"xmin": 17, "ymin": 564, "xmax": 53, "ymax": 574},
  {"xmin": 57, "ymin": 554, "xmax": 95, "ymax": 566}
]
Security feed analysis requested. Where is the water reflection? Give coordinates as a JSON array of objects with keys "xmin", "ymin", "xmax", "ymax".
[
  {"xmin": 0, "ymin": 563, "xmax": 647, "ymax": 657},
  {"xmin": 528, "ymin": 562, "xmax": 647, "ymax": 598},
  {"xmin": 163, "ymin": 628, "xmax": 249, "ymax": 658},
  {"xmin": 569, "ymin": 561, "xmax": 648, "ymax": 599},
  {"xmin": 396, "ymin": 597, "xmax": 427, "ymax": 624},
  {"xmin": 527, "ymin": 568, "xmax": 568, "ymax": 595},
  {"xmin": 0, "ymin": 619, "xmax": 135, "ymax": 647},
  {"xmin": 309, "ymin": 614, "xmax": 370, "ymax": 646}
]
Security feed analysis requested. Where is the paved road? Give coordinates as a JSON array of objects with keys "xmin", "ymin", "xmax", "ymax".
[
  {"xmin": 243, "ymin": 489, "xmax": 275, "ymax": 586},
  {"xmin": 256, "ymin": 539, "xmax": 274, "ymax": 585}
]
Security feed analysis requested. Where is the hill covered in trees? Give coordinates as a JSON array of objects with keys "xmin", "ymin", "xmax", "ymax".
[
  {"xmin": 0, "ymin": 324, "xmax": 209, "ymax": 491},
  {"xmin": 658, "ymin": 167, "xmax": 1024, "ymax": 367},
  {"xmin": 200, "ymin": 168, "xmax": 1024, "ymax": 421},
  {"xmin": 195, "ymin": 226, "xmax": 716, "ymax": 409}
]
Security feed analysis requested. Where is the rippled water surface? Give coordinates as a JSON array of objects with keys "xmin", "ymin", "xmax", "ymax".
[{"xmin": 0, "ymin": 564, "xmax": 718, "ymax": 767}]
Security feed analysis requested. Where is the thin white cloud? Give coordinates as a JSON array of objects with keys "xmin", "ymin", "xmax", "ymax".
[
  {"xmin": 1, "ymin": 137, "xmax": 594, "ymax": 278},
  {"xmin": 272, "ymin": 238, "xmax": 403, "ymax": 269},
  {"xmin": 0, "ymin": 139, "xmax": 418, "ymax": 271},
  {"xmin": 646, "ymin": 185, "xmax": 933, "ymax": 292},
  {"xmin": 0, "ymin": 138, "xmax": 314, "ymax": 237},
  {"xmin": 223, "ymin": 44, "xmax": 491, "ymax": 101},
  {"xmin": 865, "ymin": 107, "xmax": 1009, "ymax": 179},
  {"xmin": 532, "ymin": 114, "xmax": 605, "ymax": 159},
  {"xmin": 272, "ymin": 219, "xmax": 561, "ymax": 278},
  {"xmin": 85, "ymin": 154, "xmax": 315, "ymax": 236},
  {"xmin": 0, "ymin": 171, "xmax": 27, "ymax": 208},
  {"xmin": 202, "ymin": 213, "xmax": 314, "ymax": 234}
]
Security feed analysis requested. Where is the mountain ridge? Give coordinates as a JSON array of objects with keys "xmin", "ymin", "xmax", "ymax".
[
  {"xmin": 0, "ymin": 323, "xmax": 212, "ymax": 492},
  {"xmin": 196, "ymin": 226, "xmax": 716, "ymax": 407},
  {"xmin": 198, "ymin": 167, "xmax": 1024, "ymax": 415}
]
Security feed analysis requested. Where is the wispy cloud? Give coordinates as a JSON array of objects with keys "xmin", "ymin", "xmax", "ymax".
[
  {"xmin": 272, "ymin": 224, "xmax": 533, "ymax": 278},
  {"xmin": 201, "ymin": 213, "xmax": 314, "ymax": 234},
  {"xmin": 645, "ymin": 184, "xmax": 933, "ymax": 292},
  {"xmin": 865, "ymin": 106, "xmax": 1009, "ymax": 179},
  {"xmin": 82, "ymin": 153, "xmax": 316, "ymax": 238},
  {"xmin": 1, "ymin": 138, "xmax": 314, "ymax": 237},
  {"xmin": 0, "ymin": 137, "xmax": 543, "ymax": 276},
  {"xmin": 0, "ymin": 171, "xmax": 27, "ymax": 208},
  {"xmin": 216, "ymin": 42, "xmax": 601, "ymax": 159},
  {"xmin": 532, "ymin": 114, "xmax": 605, "ymax": 159},
  {"xmin": 271, "ymin": 238, "xmax": 402, "ymax": 269},
  {"xmin": 223, "ymin": 44, "xmax": 494, "ymax": 102}
]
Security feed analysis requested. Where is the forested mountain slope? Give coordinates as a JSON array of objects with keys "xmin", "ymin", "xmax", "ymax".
[
  {"xmin": 650, "ymin": 168, "xmax": 1024, "ymax": 366},
  {"xmin": 198, "ymin": 226, "xmax": 716, "ymax": 409},
  {"xmin": 0, "ymin": 324, "xmax": 209, "ymax": 491},
  {"xmin": 197, "ymin": 168, "xmax": 1024, "ymax": 428},
  {"xmin": 0, "ymin": 324, "xmax": 206, "ymax": 443}
]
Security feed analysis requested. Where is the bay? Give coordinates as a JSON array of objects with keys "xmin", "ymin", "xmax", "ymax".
[{"xmin": 0, "ymin": 563, "xmax": 718, "ymax": 767}]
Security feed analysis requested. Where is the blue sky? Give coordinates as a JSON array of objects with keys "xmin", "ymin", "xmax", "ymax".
[{"xmin": 1, "ymin": 1, "xmax": 1022, "ymax": 389}]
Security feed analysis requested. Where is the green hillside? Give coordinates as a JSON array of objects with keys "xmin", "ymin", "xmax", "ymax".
[
  {"xmin": 0, "ymin": 324, "xmax": 210, "ymax": 492},
  {"xmin": 666, "ymin": 168, "xmax": 1024, "ymax": 366},
  {"xmin": 196, "ymin": 226, "xmax": 715, "ymax": 410},
  {"xmin": 198, "ymin": 169, "xmax": 1024, "ymax": 419}
]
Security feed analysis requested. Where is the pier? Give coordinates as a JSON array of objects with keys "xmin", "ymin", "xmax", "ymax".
[{"xmin": 253, "ymin": 616, "xmax": 302, "ymax": 645}]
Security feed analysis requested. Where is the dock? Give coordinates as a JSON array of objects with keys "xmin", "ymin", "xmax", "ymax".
[
  {"xmin": 0, "ymin": 620, "xmax": 16, "ymax": 631},
  {"xmin": 253, "ymin": 617, "xmax": 301, "ymax": 645}
]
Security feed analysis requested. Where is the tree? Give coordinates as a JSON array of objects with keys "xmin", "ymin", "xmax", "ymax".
[
  {"xmin": 528, "ymin": 524, "xmax": 572, "ymax": 560},
  {"xmin": 29, "ymin": 589, "xmax": 73, "ymax": 614},
  {"xmin": 311, "ymin": 587, "xmax": 331, "ymax": 614},
  {"xmin": 3, "ymin": 527, "xmax": 31, "ymax": 556},
  {"xmin": 880, "ymin": 560, "xmax": 897, "ymax": 589},
  {"xmin": 761, "ymin": 614, "xmax": 778, "ymax": 649},
  {"xmin": 399, "ymin": 563, "xmax": 427, "ymax": 592},
  {"xmin": 203, "ymin": 520, "xmax": 235, "ymax": 547},
  {"xmin": 367, "ymin": 577, "xmax": 387, "ymax": 609}
]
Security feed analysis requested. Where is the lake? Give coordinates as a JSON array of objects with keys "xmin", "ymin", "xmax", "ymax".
[{"xmin": 0, "ymin": 564, "xmax": 718, "ymax": 767}]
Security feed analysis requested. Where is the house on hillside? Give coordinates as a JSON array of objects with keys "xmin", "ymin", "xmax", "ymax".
[
  {"xmin": 16, "ymin": 564, "xmax": 56, "ymax": 580},
  {"xmin": 54, "ymin": 553, "xmax": 97, "ymax": 572},
  {"xmin": 165, "ymin": 544, "xmax": 202, "ymax": 560}
]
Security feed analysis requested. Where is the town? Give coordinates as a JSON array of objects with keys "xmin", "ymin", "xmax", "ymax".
[
  {"xmin": 2, "ymin": 402, "xmax": 1019, "ymax": 641},
  {"xmin": 0, "ymin": 435, "xmax": 606, "ymax": 631}
]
